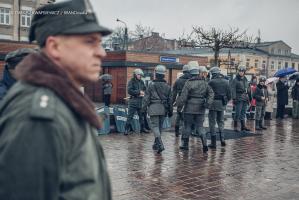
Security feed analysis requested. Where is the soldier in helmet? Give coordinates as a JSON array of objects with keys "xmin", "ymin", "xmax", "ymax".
[
  {"xmin": 231, "ymin": 65, "xmax": 251, "ymax": 132},
  {"xmin": 172, "ymin": 64, "xmax": 191, "ymax": 137},
  {"xmin": 0, "ymin": 48, "xmax": 35, "ymax": 100},
  {"xmin": 199, "ymin": 66, "xmax": 209, "ymax": 80},
  {"xmin": 253, "ymin": 76, "xmax": 268, "ymax": 130},
  {"xmin": 142, "ymin": 65, "xmax": 173, "ymax": 154},
  {"xmin": 125, "ymin": 68, "xmax": 149, "ymax": 135},
  {"xmin": 208, "ymin": 66, "xmax": 231, "ymax": 148},
  {"xmin": 177, "ymin": 61, "xmax": 214, "ymax": 153}
]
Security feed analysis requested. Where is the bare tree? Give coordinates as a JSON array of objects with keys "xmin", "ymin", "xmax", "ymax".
[
  {"xmin": 180, "ymin": 26, "xmax": 252, "ymax": 66},
  {"xmin": 130, "ymin": 23, "xmax": 154, "ymax": 39}
]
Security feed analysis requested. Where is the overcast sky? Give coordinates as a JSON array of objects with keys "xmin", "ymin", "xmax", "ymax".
[{"xmin": 81, "ymin": 0, "xmax": 299, "ymax": 53}]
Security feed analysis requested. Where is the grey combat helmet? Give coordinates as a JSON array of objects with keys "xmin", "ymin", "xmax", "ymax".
[
  {"xmin": 259, "ymin": 76, "xmax": 267, "ymax": 82},
  {"xmin": 199, "ymin": 66, "xmax": 208, "ymax": 73},
  {"xmin": 182, "ymin": 64, "xmax": 189, "ymax": 72},
  {"xmin": 238, "ymin": 65, "xmax": 246, "ymax": 72},
  {"xmin": 155, "ymin": 65, "xmax": 166, "ymax": 75},
  {"xmin": 188, "ymin": 61, "xmax": 199, "ymax": 75},
  {"xmin": 209, "ymin": 66, "xmax": 221, "ymax": 75},
  {"xmin": 133, "ymin": 68, "xmax": 144, "ymax": 76}
]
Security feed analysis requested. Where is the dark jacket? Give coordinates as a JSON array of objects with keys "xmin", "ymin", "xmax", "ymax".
[
  {"xmin": 253, "ymin": 84, "xmax": 269, "ymax": 106},
  {"xmin": 103, "ymin": 82, "xmax": 112, "ymax": 95},
  {"xmin": 142, "ymin": 79, "xmax": 173, "ymax": 116},
  {"xmin": 0, "ymin": 65, "xmax": 16, "ymax": 100},
  {"xmin": 0, "ymin": 53, "xmax": 111, "ymax": 200},
  {"xmin": 177, "ymin": 76, "xmax": 214, "ymax": 114},
  {"xmin": 276, "ymin": 80, "xmax": 289, "ymax": 106},
  {"xmin": 230, "ymin": 74, "xmax": 249, "ymax": 102},
  {"xmin": 172, "ymin": 73, "xmax": 191, "ymax": 104},
  {"xmin": 127, "ymin": 77, "xmax": 146, "ymax": 108},
  {"xmin": 291, "ymin": 83, "xmax": 299, "ymax": 101},
  {"xmin": 208, "ymin": 74, "xmax": 231, "ymax": 111}
]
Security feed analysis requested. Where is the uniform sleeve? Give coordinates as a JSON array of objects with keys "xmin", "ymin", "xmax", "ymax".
[
  {"xmin": 226, "ymin": 82, "xmax": 232, "ymax": 101},
  {"xmin": 127, "ymin": 80, "xmax": 140, "ymax": 97},
  {"xmin": 172, "ymin": 81, "xmax": 178, "ymax": 104},
  {"xmin": 206, "ymin": 84, "xmax": 215, "ymax": 106},
  {"xmin": 0, "ymin": 119, "xmax": 65, "ymax": 200},
  {"xmin": 142, "ymin": 84, "xmax": 151, "ymax": 111},
  {"xmin": 177, "ymin": 82, "xmax": 190, "ymax": 109},
  {"xmin": 167, "ymin": 87, "xmax": 173, "ymax": 114}
]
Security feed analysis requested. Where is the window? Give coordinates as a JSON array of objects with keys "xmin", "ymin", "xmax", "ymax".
[
  {"xmin": 278, "ymin": 61, "xmax": 281, "ymax": 69},
  {"xmin": 278, "ymin": 49, "xmax": 281, "ymax": 54},
  {"xmin": 271, "ymin": 48, "xmax": 274, "ymax": 54},
  {"xmin": 246, "ymin": 58, "xmax": 250, "ymax": 68},
  {"xmin": 0, "ymin": 7, "xmax": 10, "ymax": 25},
  {"xmin": 271, "ymin": 61, "xmax": 275, "ymax": 70},
  {"xmin": 21, "ymin": 10, "xmax": 31, "ymax": 27},
  {"xmin": 254, "ymin": 59, "xmax": 259, "ymax": 68},
  {"xmin": 285, "ymin": 50, "xmax": 289, "ymax": 55},
  {"xmin": 262, "ymin": 60, "xmax": 266, "ymax": 69},
  {"xmin": 285, "ymin": 62, "xmax": 288, "ymax": 68},
  {"xmin": 292, "ymin": 63, "xmax": 295, "ymax": 68}
]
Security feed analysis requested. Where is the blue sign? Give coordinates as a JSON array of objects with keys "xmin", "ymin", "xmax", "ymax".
[{"xmin": 160, "ymin": 56, "xmax": 179, "ymax": 63}]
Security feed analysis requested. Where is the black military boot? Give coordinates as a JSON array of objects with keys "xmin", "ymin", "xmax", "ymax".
[
  {"xmin": 260, "ymin": 120, "xmax": 267, "ymax": 130},
  {"xmin": 175, "ymin": 126, "xmax": 180, "ymax": 137},
  {"xmin": 208, "ymin": 135, "xmax": 217, "ymax": 149},
  {"xmin": 180, "ymin": 137, "xmax": 189, "ymax": 150},
  {"xmin": 124, "ymin": 124, "xmax": 130, "ymax": 135},
  {"xmin": 156, "ymin": 137, "xmax": 165, "ymax": 154},
  {"xmin": 152, "ymin": 138, "xmax": 158, "ymax": 150},
  {"xmin": 241, "ymin": 120, "xmax": 251, "ymax": 132},
  {"xmin": 255, "ymin": 120, "xmax": 262, "ymax": 130},
  {"xmin": 200, "ymin": 135, "xmax": 208, "ymax": 153},
  {"xmin": 234, "ymin": 120, "xmax": 238, "ymax": 132},
  {"xmin": 219, "ymin": 132, "xmax": 226, "ymax": 146}
]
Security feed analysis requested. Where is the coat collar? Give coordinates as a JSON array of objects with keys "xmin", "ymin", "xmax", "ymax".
[{"xmin": 15, "ymin": 52, "xmax": 101, "ymax": 129}]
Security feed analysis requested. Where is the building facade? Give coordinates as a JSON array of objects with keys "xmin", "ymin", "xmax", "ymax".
[{"xmin": 0, "ymin": 0, "xmax": 54, "ymax": 41}]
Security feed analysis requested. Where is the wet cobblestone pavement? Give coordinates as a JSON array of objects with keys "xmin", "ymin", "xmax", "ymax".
[{"xmin": 99, "ymin": 118, "xmax": 299, "ymax": 200}]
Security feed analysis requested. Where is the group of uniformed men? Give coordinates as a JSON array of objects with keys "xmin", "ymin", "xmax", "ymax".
[{"xmin": 126, "ymin": 61, "xmax": 269, "ymax": 155}]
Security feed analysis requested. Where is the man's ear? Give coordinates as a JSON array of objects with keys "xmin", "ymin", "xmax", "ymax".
[{"xmin": 44, "ymin": 36, "xmax": 62, "ymax": 59}]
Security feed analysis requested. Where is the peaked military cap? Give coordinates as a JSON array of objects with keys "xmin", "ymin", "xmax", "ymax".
[{"xmin": 29, "ymin": 0, "xmax": 112, "ymax": 46}]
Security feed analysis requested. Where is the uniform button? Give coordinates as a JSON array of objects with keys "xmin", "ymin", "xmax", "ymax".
[
  {"xmin": 40, "ymin": 95, "xmax": 49, "ymax": 108},
  {"xmin": 40, "ymin": 101, "xmax": 48, "ymax": 108},
  {"xmin": 41, "ymin": 95, "xmax": 49, "ymax": 102}
]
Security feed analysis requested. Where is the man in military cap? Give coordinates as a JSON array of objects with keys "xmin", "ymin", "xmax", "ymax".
[
  {"xmin": 208, "ymin": 66, "xmax": 231, "ymax": 148},
  {"xmin": 124, "ymin": 68, "xmax": 149, "ymax": 135},
  {"xmin": 177, "ymin": 61, "xmax": 214, "ymax": 153},
  {"xmin": 172, "ymin": 64, "xmax": 191, "ymax": 137},
  {"xmin": 0, "ymin": 0, "xmax": 112, "ymax": 199},
  {"xmin": 253, "ymin": 76, "xmax": 268, "ymax": 130},
  {"xmin": 0, "ymin": 48, "xmax": 35, "ymax": 100},
  {"xmin": 142, "ymin": 65, "xmax": 173, "ymax": 154},
  {"xmin": 231, "ymin": 65, "xmax": 251, "ymax": 132}
]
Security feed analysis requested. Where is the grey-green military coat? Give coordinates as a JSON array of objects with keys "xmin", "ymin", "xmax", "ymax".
[
  {"xmin": 177, "ymin": 77, "xmax": 214, "ymax": 114},
  {"xmin": 0, "ymin": 82, "xmax": 111, "ymax": 200}
]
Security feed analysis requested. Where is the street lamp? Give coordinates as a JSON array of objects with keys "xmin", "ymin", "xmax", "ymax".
[{"xmin": 116, "ymin": 18, "xmax": 128, "ymax": 50}]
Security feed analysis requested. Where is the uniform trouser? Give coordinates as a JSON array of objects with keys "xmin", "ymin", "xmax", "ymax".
[
  {"xmin": 255, "ymin": 105, "xmax": 266, "ymax": 121},
  {"xmin": 175, "ymin": 111, "xmax": 183, "ymax": 127},
  {"xmin": 126, "ymin": 105, "xmax": 144, "ymax": 130},
  {"xmin": 103, "ymin": 94, "xmax": 111, "ymax": 107},
  {"xmin": 234, "ymin": 101, "xmax": 248, "ymax": 121},
  {"xmin": 276, "ymin": 104, "xmax": 285, "ymax": 118},
  {"xmin": 183, "ymin": 113, "xmax": 207, "ymax": 146},
  {"xmin": 149, "ymin": 115, "xmax": 165, "ymax": 137},
  {"xmin": 208, "ymin": 110, "xmax": 224, "ymax": 137},
  {"xmin": 292, "ymin": 100, "xmax": 299, "ymax": 118}
]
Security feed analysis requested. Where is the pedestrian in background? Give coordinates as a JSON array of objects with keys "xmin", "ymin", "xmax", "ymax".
[
  {"xmin": 264, "ymin": 81, "xmax": 276, "ymax": 120},
  {"xmin": 291, "ymin": 78, "xmax": 299, "ymax": 119},
  {"xmin": 0, "ymin": 0, "xmax": 112, "ymax": 199},
  {"xmin": 248, "ymin": 75, "xmax": 257, "ymax": 120},
  {"xmin": 254, "ymin": 76, "xmax": 268, "ymax": 130},
  {"xmin": 125, "ymin": 68, "xmax": 149, "ymax": 134},
  {"xmin": 0, "ymin": 48, "xmax": 35, "ymax": 100},
  {"xmin": 142, "ymin": 65, "xmax": 173, "ymax": 154},
  {"xmin": 103, "ymin": 80, "xmax": 112, "ymax": 107},
  {"xmin": 172, "ymin": 64, "xmax": 191, "ymax": 137},
  {"xmin": 177, "ymin": 61, "xmax": 214, "ymax": 153},
  {"xmin": 276, "ymin": 76, "xmax": 289, "ymax": 119},
  {"xmin": 208, "ymin": 66, "xmax": 231, "ymax": 148}
]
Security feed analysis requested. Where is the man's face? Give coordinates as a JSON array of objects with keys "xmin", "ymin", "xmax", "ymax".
[
  {"xmin": 260, "ymin": 81, "xmax": 265, "ymax": 86},
  {"xmin": 238, "ymin": 71, "xmax": 245, "ymax": 76},
  {"xmin": 136, "ymin": 74, "xmax": 142, "ymax": 80},
  {"xmin": 53, "ymin": 33, "xmax": 106, "ymax": 86}
]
